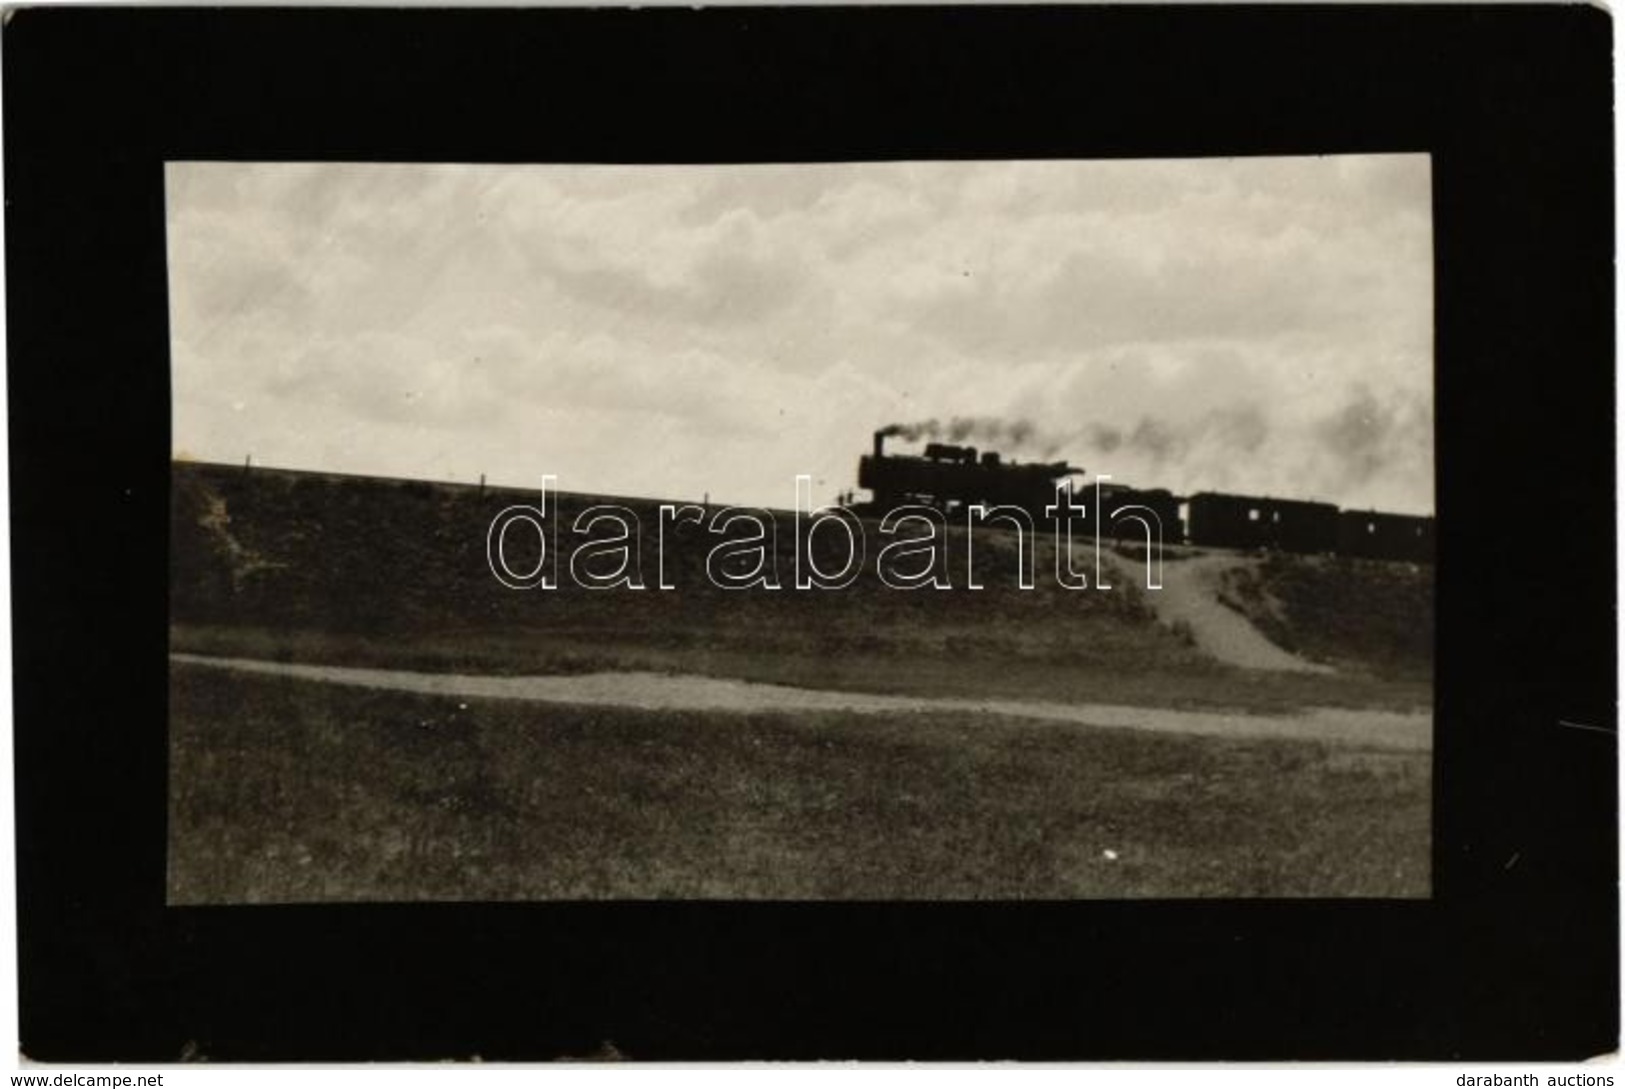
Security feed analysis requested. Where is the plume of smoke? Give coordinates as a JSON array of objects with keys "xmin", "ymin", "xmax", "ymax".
[
  {"xmin": 880, "ymin": 389, "xmax": 1428, "ymax": 509},
  {"xmin": 877, "ymin": 419, "xmax": 938, "ymax": 441},
  {"xmin": 1086, "ymin": 424, "xmax": 1125, "ymax": 454},
  {"xmin": 1312, "ymin": 385, "xmax": 1430, "ymax": 494},
  {"xmin": 879, "ymin": 404, "xmax": 1281, "ymax": 484},
  {"xmin": 1078, "ymin": 406, "xmax": 1269, "ymax": 473},
  {"xmin": 879, "ymin": 416, "xmax": 1048, "ymax": 452}
]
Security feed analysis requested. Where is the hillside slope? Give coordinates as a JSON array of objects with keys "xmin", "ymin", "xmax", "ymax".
[
  {"xmin": 1214, "ymin": 551, "xmax": 1434, "ymax": 683},
  {"xmin": 169, "ymin": 462, "xmax": 1431, "ymax": 711}
]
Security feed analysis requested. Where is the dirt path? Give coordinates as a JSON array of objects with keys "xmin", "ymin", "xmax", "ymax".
[
  {"xmin": 170, "ymin": 653, "xmax": 1428, "ymax": 751},
  {"xmin": 1112, "ymin": 549, "xmax": 1332, "ymax": 674}
]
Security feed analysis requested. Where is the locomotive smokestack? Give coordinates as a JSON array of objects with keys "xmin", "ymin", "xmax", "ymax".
[{"xmin": 873, "ymin": 430, "xmax": 886, "ymax": 459}]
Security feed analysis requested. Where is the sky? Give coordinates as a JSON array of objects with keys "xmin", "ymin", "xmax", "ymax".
[{"xmin": 166, "ymin": 156, "xmax": 1434, "ymax": 514}]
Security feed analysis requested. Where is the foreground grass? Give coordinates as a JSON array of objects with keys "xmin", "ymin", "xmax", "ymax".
[{"xmin": 169, "ymin": 665, "xmax": 1430, "ymax": 902}]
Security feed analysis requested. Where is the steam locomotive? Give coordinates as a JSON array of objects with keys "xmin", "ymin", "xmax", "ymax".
[
  {"xmin": 850, "ymin": 429, "xmax": 1434, "ymax": 564},
  {"xmin": 857, "ymin": 429, "xmax": 1084, "ymax": 515}
]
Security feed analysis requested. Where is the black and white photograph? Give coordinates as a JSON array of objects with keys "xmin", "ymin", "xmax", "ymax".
[
  {"xmin": 6, "ymin": 4, "xmax": 1615, "ymax": 1067},
  {"xmin": 165, "ymin": 156, "xmax": 1436, "ymax": 903}
]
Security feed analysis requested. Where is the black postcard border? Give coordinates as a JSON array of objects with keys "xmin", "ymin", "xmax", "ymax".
[{"xmin": 5, "ymin": 5, "xmax": 1616, "ymax": 1061}]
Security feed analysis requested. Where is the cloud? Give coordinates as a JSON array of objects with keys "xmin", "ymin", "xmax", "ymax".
[
  {"xmin": 1311, "ymin": 383, "xmax": 1433, "ymax": 501},
  {"xmin": 522, "ymin": 235, "xmax": 808, "ymax": 330},
  {"xmin": 167, "ymin": 156, "xmax": 1435, "ymax": 512}
]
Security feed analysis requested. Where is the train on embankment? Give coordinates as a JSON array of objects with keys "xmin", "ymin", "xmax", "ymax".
[{"xmin": 848, "ymin": 429, "xmax": 1434, "ymax": 564}]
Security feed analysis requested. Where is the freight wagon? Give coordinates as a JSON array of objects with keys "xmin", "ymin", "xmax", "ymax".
[{"xmin": 852, "ymin": 429, "xmax": 1432, "ymax": 563}]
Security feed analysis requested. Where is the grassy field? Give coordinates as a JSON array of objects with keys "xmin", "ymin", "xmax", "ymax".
[
  {"xmin": 169, "ymin": 664, "xmax": 1430, "ymax": 902},
  {"xmin": 168, "ymin": 462, "xmax": 1433, "ymax": 902},
  {"xmin": 168, "ymin": 621, "xmax": 1431, "ymax": 715}
]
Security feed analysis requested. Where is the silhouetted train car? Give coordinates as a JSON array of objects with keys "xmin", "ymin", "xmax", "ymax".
[
  {"xmin": 1337, "ymin": 509, "xmax": 1435, "ymax": 563},
  {"xmin": 1186, "ymin": 491, "xmax": 1339, "ymax": 554},
  {"xmin": 858, "ymin": 431, "xmax": 1083, "ymax": 516},
  {"xmin": 1095, "ymin": 483, "xmax": 1184, "ymax": 545},
  {"xmin": 854, "ymin": 433, "xmax": 1433, "ymax": 562}
]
